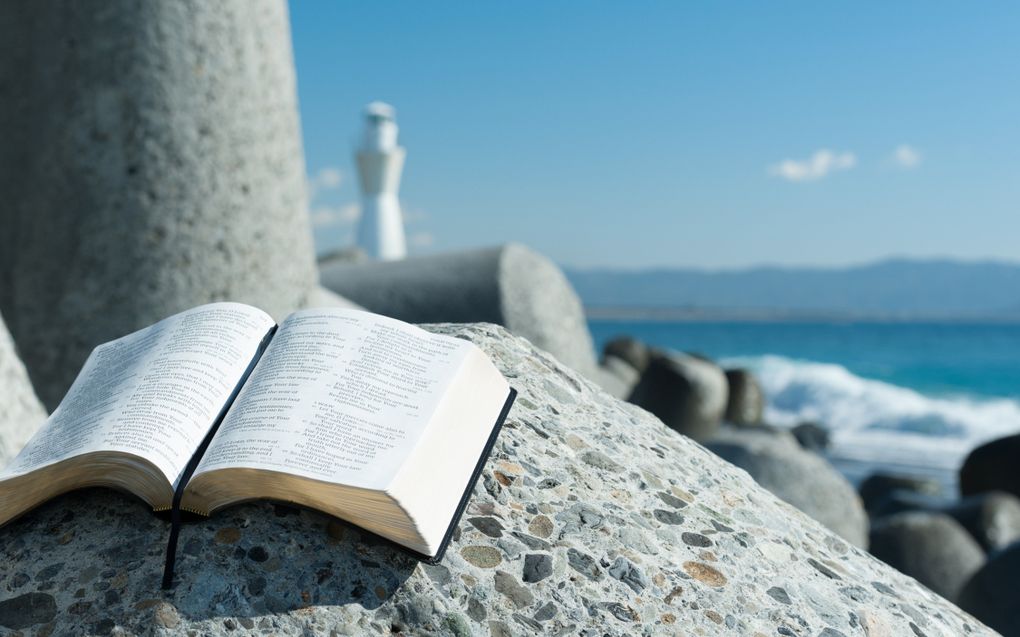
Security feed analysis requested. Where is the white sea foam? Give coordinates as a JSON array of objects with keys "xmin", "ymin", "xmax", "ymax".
[{"xmin": 721, "ymin": 355, "xmax": 1020, "ymax": 472}]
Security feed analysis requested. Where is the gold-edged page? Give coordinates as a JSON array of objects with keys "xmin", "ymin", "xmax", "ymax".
[
  {"xmin": 0, "ymin": 302, "xmax": 277, "ymax": 487},
  {"xmin": 190, "ymin": 309, "xmax": 474, "ymax": 493}
]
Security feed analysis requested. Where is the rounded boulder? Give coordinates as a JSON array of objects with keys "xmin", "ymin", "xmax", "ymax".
[
  {"xmin": 723, "ymin": 368, "xmax": 764, "ymax": 425},
  {"xmin": 960, "ymin": 434, "xmax": 1020, "ymax": 500},
  {"xmin": 859, "ymin": 473, "xmax": 944, "ymax": 516},
  {"xmin": 320, "ymin": 243, "xmax": 598, "ymax": 377},
  {"xmin": 958, "ymin": 542, "xmax": 1020, "ymax": 637},
  {"xmin": 706, "ymin": 427, "xmax": 868, "ymax": 548},
  {"xmin": 628, "ymin": 351, "xmax": 728, "ymax": 441},
  {"xmin": 601, "ymin": 336, "xmax": 650, "ymax": 374},
  {"xmin": 869, "ymin": 511, "xmax": 985, "ymax": 602}
]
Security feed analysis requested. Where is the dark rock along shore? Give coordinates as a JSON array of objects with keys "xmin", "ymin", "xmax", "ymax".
[{"xmin": 0, "ymin": 324, "xmax": 994, "ymax": 636}]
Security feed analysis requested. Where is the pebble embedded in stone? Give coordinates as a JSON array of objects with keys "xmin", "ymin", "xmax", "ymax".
[
  {"xmin": 467, "ymin": 517, "xmax": 504, "ymax": 538},
  {"xmin": 494, "ymin": 571, "xmax": 534, "ymax": 608},
  {"xmin": 607, "ymin": 556, "xmax": 649, "ymax": 593},
  {"xmin": 215, "ymin": 527, "xmax": 242, "ymax": 544},
  {"xmin": 533, "ymin": 602, "xmax": 557, "ymax": 621},
  {"xmin": 0, "ymin": 593, "xmax": 57, "ymax": 629},
  {"xmin": 580, "ymin": 450, "xmax": 623, "ymax": 472},
  {"xmin": 807, "ymin": 558, "xmax": 841, "ymax": 580},
  {"xmin": 152, "ymin": 602, "xmax": 180, "ymax": 629},
  {"xmin": 522, "ymin": 554, "xmax": 553, "ymax": 583},
  {"xmin": 654, "ymin": 509, "xmax": 684, "ymax": 525},
  {"xmin": 466, "ymin": 597, "xmax": 486, "ymax": 622},
  {"xmin": 247, "ymin": 546, "xmax": 269, "ymax": 562},
  {"xmin": 683, "ymin": 561, "xmax": 727, "ymax": 587},
  {"xmin": 460, "ymin": 546, "xmax": 502, "ymax": 568},
  {"xmin": 682, "ymin": 532, "xmax": 712, "ymax": 547},
  {"xmin": 657, "ymin": 492, "xmax": 688, "ymax": 509},
  {"xmin": 767, "ymin": 586, "xmax": 791, "ymax": 604},
  {"xmin": 527, "ymin": 515, "xmax": 553, "ymax": 538},
  {"xmin": 566, "ymin": 548, "xmax": 602, "ymax": 581}
]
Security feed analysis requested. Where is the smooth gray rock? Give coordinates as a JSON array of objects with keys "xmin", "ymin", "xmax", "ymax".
[
  {"xmin": 790, "ymin": 421, "xmax": 831, "ymax": 452},
  {"xmin": 867, "ymin": 490, "xmax": 951, "ymax": 519},
  {"xmin": 628, "ymin": 352, "xmax": 728, "ymax": 441},
  {"xmin": 872, "ymin": 490, "xmax": 1020, "ymax": 554},
  {"xmin": 0, "ymin": 325, "xmax": 994, "ymax": 636},
  {"xmin": 723, "ymin": 368, "xmax": 764, "ymax": 425},
  {"xmin": 869, "ymin": 512, "xmax": 985, "ymax": 602},
  {"xmin": 601, "ymin": 336, "xmax": 650, "ymax": 374},
  {"xmin": 320, "ymin": 244, "xmax": 598, "ymax": 376},
  {"xmin": 0, "ymin": 0, "xmax": 319, "ymax": 409},
  {"xmin": 706, "ymin": 427, "xmax": 869, "ymax": 548},
  {"xmin": 0, "ymin": 313, "xmax": 46, "ymax": 466},
  {"xmin": 860, "ymin": 473, "xmax": 944, "ymax": 515},
  {"xmin": 959, "ymin": 542, "xmax": 1020, "ymax": 637},
  {"xmin": 960, "ymin": 434, "xmax": 1020, "ymax": 500},
  {"xmin": 946, "ymin": 492, "xmax": 1020, "ymax": 553},
  {"xmin": 592, "ymin": 354, "xmax": 640, "ymax": 400}
]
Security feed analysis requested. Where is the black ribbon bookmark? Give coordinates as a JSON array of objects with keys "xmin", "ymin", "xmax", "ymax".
[{"xmin": 162, "ymin": 325, "xmax": 277, "ymax": 590}]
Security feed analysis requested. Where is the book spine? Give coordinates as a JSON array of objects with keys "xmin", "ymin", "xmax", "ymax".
[{"xmin": 161, "ymin": 324, "xmax": 277, "ymax": 589}]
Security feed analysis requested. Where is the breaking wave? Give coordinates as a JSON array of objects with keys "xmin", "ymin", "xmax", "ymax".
[{"xmin": 722, "ymin": 355, "xmax": 1020, "ymax": 471}]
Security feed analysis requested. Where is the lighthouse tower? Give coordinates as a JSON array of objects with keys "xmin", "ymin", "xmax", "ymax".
[{"xmin": 354, "ymin": 102, "xmax": 407, "ymax": 260}]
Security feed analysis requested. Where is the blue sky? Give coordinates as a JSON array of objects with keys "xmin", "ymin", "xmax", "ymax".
[{"xmin": 289, "ymin": 2, "xmax": 1019, "ymax": 269}]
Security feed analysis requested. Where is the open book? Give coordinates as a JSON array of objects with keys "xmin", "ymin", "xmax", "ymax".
[{"xmin": 0, "ymin": 303, "xmax": 515, "ymax": 585}]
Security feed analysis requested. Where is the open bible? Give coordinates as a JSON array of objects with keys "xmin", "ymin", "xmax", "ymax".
[{"xmin": 0, "ymin": 303, "xmax": 515, "ymax": 586}]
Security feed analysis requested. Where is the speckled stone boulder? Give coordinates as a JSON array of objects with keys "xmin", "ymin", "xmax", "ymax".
[
  {"xmin": 628, "ymin": 352, "xmax": 728, "ymax": 441},
  {"xmin": 0, "ymin": 325, "xmax": 994, "ymax": 636},
  {"xmin": 959, "ymin": 542, "xmax": 1020, "ymax": 637},
  {"xmin": 706, "ymin": 427, "xmax": 869, "ymax": 548},
  {"xmin": 0, "ymin": 312, "xmax": 46, "ymax": 466},
  {"xmin": 723, "ymin": 369, "xmax": 764, "ymax": 426},
  {"xmin": 869, "ymin": 512, "xmax": 985, "ymax": 602}
]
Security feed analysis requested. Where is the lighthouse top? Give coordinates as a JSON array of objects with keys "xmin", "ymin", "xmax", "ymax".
[{"xmin": 361, "ymin": 102, "xmax": 399, "ymax": 153}]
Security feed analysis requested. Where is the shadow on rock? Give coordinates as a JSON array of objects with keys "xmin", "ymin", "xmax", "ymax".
[{"xmin": 0, "ymin": 489, "xmax": 417, "ymax": 634}]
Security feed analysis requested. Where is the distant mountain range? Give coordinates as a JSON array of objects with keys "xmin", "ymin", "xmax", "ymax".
[{"xmin": 564, "ymin": 259, "xmax": 1020, "ymax": 320}]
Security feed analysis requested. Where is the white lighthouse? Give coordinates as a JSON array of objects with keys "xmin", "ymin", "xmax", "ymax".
[{"xmin": 354, "ymin": 102, "xmax": 407, "ymax": 260}]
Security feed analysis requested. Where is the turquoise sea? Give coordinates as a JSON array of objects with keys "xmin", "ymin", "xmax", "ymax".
[{"xmin": 589, "ymin": 320, "xmax": 1020, "ymax": 489}]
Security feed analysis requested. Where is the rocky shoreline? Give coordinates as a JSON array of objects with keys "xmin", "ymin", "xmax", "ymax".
[
  {"xmin": 0, "ymin": 324, "xmax": 1000, "ymax": 635},
  {"xmin": 596, "ymin": 331, "xmax": 1020, "ymax": 635}
]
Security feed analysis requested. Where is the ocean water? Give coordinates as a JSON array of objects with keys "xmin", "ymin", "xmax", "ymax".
[{"xmin": 590, "ymin": 320, "xmax": 1020, "ymax": 491}]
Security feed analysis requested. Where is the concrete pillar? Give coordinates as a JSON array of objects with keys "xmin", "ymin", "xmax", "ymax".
[
  {"xmin": 0, "ymin": 312, "xmax": 47, "ymax": 466},
  {"xmin": 0, "ymin": 0, "xmax": 319, "ymax": 408},
  {"xmin": 320, "ymin": 244, "xmax": 599, "ymax": 376}
]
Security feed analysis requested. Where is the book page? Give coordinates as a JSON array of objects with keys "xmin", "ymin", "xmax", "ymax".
[
  {"xmin": 192, "ymin": 309, "xmax": 474, "ymax": 490},
  {"xmin": 0, "ymin": 303, "xmax": 276, "ymax": 485}
]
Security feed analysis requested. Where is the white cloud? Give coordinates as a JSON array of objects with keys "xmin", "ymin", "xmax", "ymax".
[
  {"xmin": 310, "ymin": 203, "xmax": 360, "ymax": 227},
  {"xmin": 891, "ymin": 144, "xmax": 921, "ymax": 169},
  {"xmin": 770, "ymin": 149, "xmax": 856, "ymax": 182},
  {"xmin": 307, "ymin": 166, "xmax": 344, "ymax": 200},
  {"xmin": 409, "ymin": 232, "xmax": 434, "ymax": 248}
]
